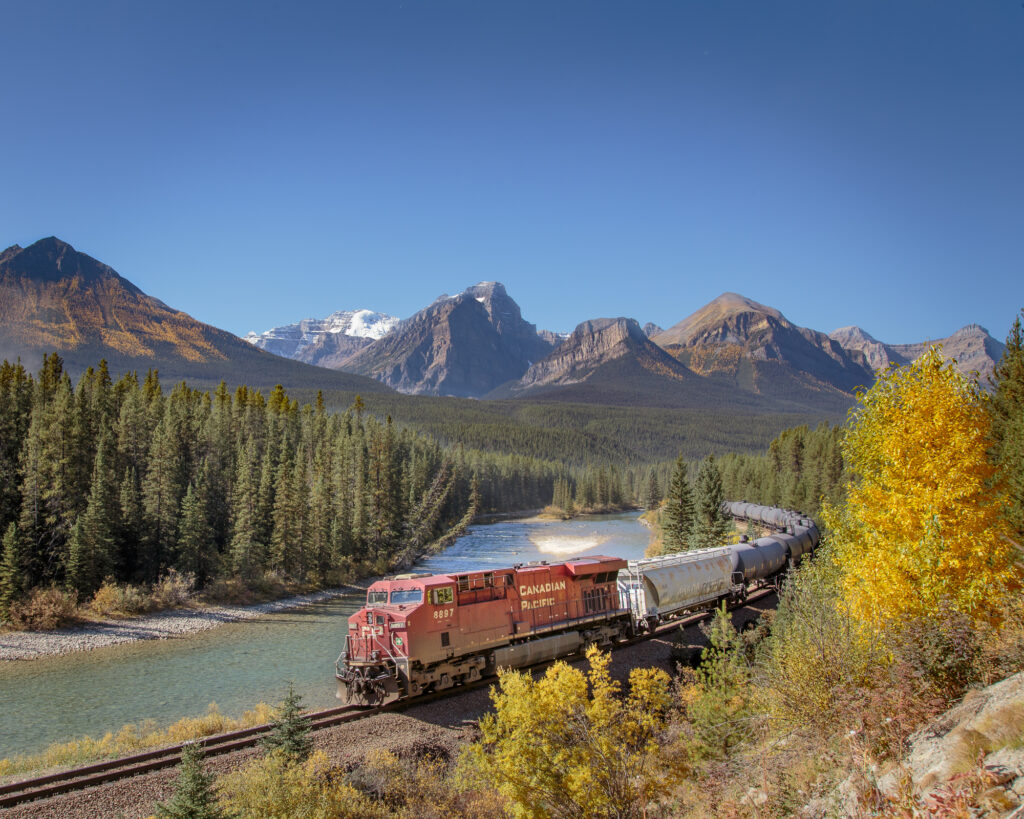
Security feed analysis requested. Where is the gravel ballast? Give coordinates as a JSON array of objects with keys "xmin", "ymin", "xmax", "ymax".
[{"xmin": 0, "ymin": 587, "xmax": 360, "ymax": 662}]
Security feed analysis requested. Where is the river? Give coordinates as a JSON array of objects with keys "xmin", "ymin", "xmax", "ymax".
[{"xmin": 0, "ymin": 511, "xmax": 651, "ymax": 760}]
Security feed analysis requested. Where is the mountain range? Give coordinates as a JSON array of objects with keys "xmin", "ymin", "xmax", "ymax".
[{"xmin": 0, "ymin": 237, "xmax": 1008, "ymax": 418}]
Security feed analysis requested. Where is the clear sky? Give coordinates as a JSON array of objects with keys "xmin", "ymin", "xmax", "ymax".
[{"xmin": 1, "ymin": 0, "xmax": 1022, "ymax": 344}]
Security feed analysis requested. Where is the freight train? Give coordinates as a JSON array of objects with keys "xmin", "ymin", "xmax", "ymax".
[{"xmin": 335, "ymin": 502, "xmax": 820, "ymax": 705}]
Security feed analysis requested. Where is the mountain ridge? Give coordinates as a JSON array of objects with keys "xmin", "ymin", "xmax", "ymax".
[
  {"xmin": 830, "ymin": 323, "xmax": 1006, "ymax": 383},
  {"xmin": 0, "ymin": 237, "xmax": 392, "ymax": 392}
]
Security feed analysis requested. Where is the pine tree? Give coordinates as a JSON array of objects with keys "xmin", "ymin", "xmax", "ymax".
[
  {"xmin": 154, "ymin": 742, "xmax": 225, "ymax": 819},
  {"xmin": 0, "ymin": 522, "xmax": 26, "ymax": 615},
  {"xmin": 690, "ymin": 456, "xmax": 730, "ymax": 550},
  {"xmin": 229, "ymin": 438, "xmax": 263, "ymax": 577},
  {"xmin": 261, "ymin": 683, "xmax": 312, "ymax": 763},
  {"xmin": 142, "ymin": 411, "xmax": 187, "ymax": 580},
  {"xmin": 178, "ymin": 481, "xmax": 213, "ymax": 581},
  {"xmin": 68, "ymin": 432, "xmax": 120, "ymax": 596},
  {"xmin": 119, "ymin": 466, "xmax": 144, "ymax": 581},
  {"xmin": 662, "ymin": 457, "xmax": 694, "ymax": 552}
]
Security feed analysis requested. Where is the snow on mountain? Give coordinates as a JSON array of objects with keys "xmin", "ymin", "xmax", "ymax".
[{"xmin": 245, "ymin": 309, "xmax": 398, "ymax": 361}]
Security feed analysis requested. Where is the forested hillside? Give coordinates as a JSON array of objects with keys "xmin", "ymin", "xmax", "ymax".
[
  {"xmin": 0, "ymin": 355, "xmax": 562, "ymax": 618},
  {"xmin": 317, "ymin": 390, "xmax": 822, "ymax": 467}
]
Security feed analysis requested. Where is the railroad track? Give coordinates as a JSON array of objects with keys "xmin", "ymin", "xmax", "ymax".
[{"xmin": 0, "ymin": 587, "xmax": 775, "ymax": 811}]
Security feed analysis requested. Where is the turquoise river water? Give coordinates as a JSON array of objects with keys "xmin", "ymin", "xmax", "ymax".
[{"xmin": 0, "ymin": 512, "xmax": 651, "ymax": 759}]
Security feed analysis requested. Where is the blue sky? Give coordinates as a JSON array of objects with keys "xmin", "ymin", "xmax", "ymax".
[{"xmin": 1, "ymin": 0, "xmax": 1022, "ymax": 344}]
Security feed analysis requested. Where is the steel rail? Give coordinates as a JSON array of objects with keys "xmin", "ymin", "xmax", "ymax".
[{"xmin": 0, "ymin": 586, "xmax": 775, "ymax": 810}]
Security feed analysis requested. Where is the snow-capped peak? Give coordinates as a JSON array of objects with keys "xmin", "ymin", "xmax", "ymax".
[{"xmin": 245, "ymin": 308, "xmax": 399, "ymax": 358}]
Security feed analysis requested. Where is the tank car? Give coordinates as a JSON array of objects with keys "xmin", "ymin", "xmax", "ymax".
[
  {"xmin": 617, "ymin": 546, "xmax": 744, "ymax": 632},
  {"xmin": 336, "ymin": 555, "xmax": 630, "ymax": 705}
]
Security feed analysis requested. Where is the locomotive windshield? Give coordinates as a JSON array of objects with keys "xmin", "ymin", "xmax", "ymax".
[
  {"xmin": 367, "ymin": 590, "xmax": 388, "ymax": 607},
  {"xmin": 390, "ymin": 589, "xmax": 423, "ymax": 605}
]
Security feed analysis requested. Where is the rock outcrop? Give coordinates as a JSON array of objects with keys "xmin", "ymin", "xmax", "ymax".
[{"xmin": 812, "ymin": 672, "xmax": 1024, "ymax": 817}]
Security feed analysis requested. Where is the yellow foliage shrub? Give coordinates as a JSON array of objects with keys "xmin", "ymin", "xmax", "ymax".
[
  {"xmin": 90, "ymin": 580, "xmax": 150, "ymax": 616},
  {"xmin": 458, "ymin": 646, "xmax": 674, "ymax": 819},
  {"xmin": 217, "ymin": 750, "xmax": 379, "ymax": 818}
]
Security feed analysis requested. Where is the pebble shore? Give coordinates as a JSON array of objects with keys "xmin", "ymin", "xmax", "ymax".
[{"xmin": 0, "ymin": 587, "xmax": 360, "ymax": 661}]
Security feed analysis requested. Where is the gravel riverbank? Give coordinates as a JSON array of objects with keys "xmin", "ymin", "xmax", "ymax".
[{"xmin": 0, "ymin": 587, "xmax": 363, "ymax": 662}]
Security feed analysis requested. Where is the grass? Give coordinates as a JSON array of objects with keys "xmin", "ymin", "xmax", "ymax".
[{"xmin": 0, "ymin": 702, "xmax": 277, "ymax": 780}]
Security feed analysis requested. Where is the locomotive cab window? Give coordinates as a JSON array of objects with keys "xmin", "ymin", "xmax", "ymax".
[
  {"xmin": 431, "ymin": 587, "xmax": 454, "ymax": 605},
  {"xmin": 390, "ymin": 588, "xmax": 423, "ymax": 605},
  {"xmin": 367, "ymin": 590, "xmax": 387, "ymax": 607}
]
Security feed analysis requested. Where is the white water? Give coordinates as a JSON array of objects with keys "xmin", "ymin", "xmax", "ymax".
[{"xmin": 530, "ymin": 533, "xmax": 610, "ymax": 555}]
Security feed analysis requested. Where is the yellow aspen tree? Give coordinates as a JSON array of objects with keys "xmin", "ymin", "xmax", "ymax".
[
  {"xmin": 825, "ymin": 348, "xmax": 1016, "ymax": 631},
  {"xmin": 458, "ymin": 645, "xmax": 674, "ymax": 819}
]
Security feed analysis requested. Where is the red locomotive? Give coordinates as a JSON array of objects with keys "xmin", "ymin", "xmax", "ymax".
[{"xmin": 336, "ymin": 555, "xmax": 630, "ymax": 704}]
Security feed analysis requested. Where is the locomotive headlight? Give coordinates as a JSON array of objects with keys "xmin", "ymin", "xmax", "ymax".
[{"xmin": 394, "ymin": 636, "xmax": 404, "ymax": 647}]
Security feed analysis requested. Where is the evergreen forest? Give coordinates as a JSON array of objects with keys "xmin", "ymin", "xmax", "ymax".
[{"xmin": 0, "ymin": 354, "xmax": 563, "ymax": 614}]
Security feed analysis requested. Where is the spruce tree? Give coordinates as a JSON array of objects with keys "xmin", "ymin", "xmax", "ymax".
[
  {"xmin": 690, "ymin": 456, "xmax": 731, "ymax": 550},
  {"xmin": 154, "ymin": 742, "xmax": 225, "ymax": 819},
  {"xmin": 70, "ymin": 432, "xmax": 120, "ymax": 596},
  {"xmin": 662, "ymin": 457, "xmax": 694, "ymax": 552},
  {"xmin": 229, "ymin": 438, "xmax": 263, "ymax": 577},
  {"xmin": 0, "ymin": 522, "xmax": 25, "ymax": 616},
  {"xmin": 142, "ymin": 412, "xmax": 186, "ymax": 580},
  {"xmin": 119, "ymin": 466, "xmax": 144, "ymax": 580},
  {"xmin": 261, "ymin": 683, "xmax": 312, "ymax": 763},
  {"xmin": 178, "ymin": 481, "xmax": 213, "ymax": 582}
]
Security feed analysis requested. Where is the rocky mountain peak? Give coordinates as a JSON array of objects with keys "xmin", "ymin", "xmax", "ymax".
[
  {"xmin": 341, "ymin": 282, "xmax": 554, "ymax": 397},
  {"xmin": 651, "ymin": 292, "xmax": 785, "ymax": 349},
  {"xmin": 517, "ymin": 316, "xmax": 690, "ymax": 391},
  {"xmin": 650, "ymin": 294, "xmax": 874, "ymax": 399},
  {"xmin": 0, "ymin": 237, "xmax": 141, "ymax": 293}
]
